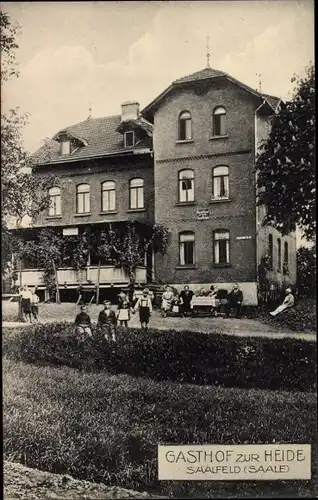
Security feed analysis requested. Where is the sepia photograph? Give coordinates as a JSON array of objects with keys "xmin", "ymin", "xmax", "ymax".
[{"xmin": 1, "ymin": 0, "xmax": 316, "ymax": 498}]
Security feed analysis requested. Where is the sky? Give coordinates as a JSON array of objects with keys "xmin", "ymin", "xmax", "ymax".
[{"xmin": 2, "ymin": 0, "xmax": 315, "ymax": 245}]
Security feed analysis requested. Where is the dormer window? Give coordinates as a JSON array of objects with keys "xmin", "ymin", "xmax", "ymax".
[
  {"xmin": 124, "ymin": 131, "xmax": 135, "ymax": 148},
  {"xmin": 60, "ymin": 139, "xmax": 70, "ymax": 155}
]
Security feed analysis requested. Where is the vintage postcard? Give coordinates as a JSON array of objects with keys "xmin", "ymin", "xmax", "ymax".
[{"xmin": 2, "ymin": 1, "xmax": 316, "ymax": 498}]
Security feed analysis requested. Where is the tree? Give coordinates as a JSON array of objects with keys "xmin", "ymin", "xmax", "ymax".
[
  {"xmin": 17, "ymin": 229, "xmax": 63, "ymax": 303},
  {"xmin": 296, "ymin": 245, "xmax": 316, "ymax": 297},
  {"xmin": 1, "ymin": 11, "xmax": 55, "ymax": 276},
  {"xmin": 256, "ymin": 63, "xmax": 315, "ymax": 242}
]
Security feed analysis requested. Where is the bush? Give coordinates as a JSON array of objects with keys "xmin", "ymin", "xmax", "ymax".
[
  {"xmin": 257, "ymin": 299, "xmax": 316, "ymax": 332},
  {"xmin": 3, "ymin": 322, "xmax": 316, "ymax": 392}
]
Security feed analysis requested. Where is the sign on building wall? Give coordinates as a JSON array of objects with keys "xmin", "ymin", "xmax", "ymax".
[
  {"xmin": 63, "ymin": 227, "xmax": 79, "ymax": 236},
  {"xmin": 196, "ymin": 209, "xmax": 210, "ymax": 221},
  {"xmin": 236, "ymin": 236, "xmax": 252, "ymax": 240}
]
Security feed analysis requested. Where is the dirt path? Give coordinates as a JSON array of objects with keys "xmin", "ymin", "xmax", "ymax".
[
  {"xmin": 3, "ymin": 306, "xmax": 316, "ymax": 341},
  {"xmin": 4, "ymin": 461, "xmax": 164, "ymax": 499}
]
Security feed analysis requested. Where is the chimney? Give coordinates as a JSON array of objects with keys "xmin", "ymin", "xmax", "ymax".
[{"xmin": 121, "ymin": 101, "xmax": 140, "ymax": 122}]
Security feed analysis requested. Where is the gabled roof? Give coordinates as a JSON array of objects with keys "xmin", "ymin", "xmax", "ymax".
[
  {"xmin": 173, "ymin": 67, "xmax": 227, "ymax": 84},
  {"xmin": 142, "ymin": 67, "xmax": 280, "ymax": 119},
  {"xmin": 32, "ymin": 115, "xmax": 153, "ymax": 166},
  {"xmin": 261, "ymin": 93, "xmax": 281, "ymax": 110}
]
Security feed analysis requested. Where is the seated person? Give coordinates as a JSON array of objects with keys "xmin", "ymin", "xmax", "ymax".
[
  {"xmin": 226, "ymin": 284, "xmax": 243, "ymax": 318},
  {"xmin": 209, "ymin": 285, "xmax": 219, "ymax": 314},
  {"xmin": 179, "ymin": 285, "xmax": 194, "ymax": 316},
  {"xmin": 270, "ymin": 287, "xmax": 294, "ymax": 316},
  {"xmin": 74, "ymin": 305, "xmax": 92, "ymax": 338},
  {"xmin": 161, "ymin": 285, "xmax": 174, "ymax": 317}
]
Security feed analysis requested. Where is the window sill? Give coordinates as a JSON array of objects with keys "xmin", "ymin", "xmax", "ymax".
[
  {"xmin": 175, "ymin": 265, "xmax": 197, "ymax": 270},
  {"xmin": 99, "ymin": 211, "xmax": 118, "ymax": 215},
  {"xmin": 46, "ymin": 215, "xmax": 62, "ymax": 219},
  {"xmin": 175, "ymin": 139, "xmax": 194, "ymax": 144},
  {"xmin": 74, "ymin": 213, "xmax": 92, "ymax": 217},
  {"xmin": 126, "ymin": 208, "xmax": 146, "ymax": 213},
  {"xmin": 210, "ymin": 135, "xmax": 229, "ymax": 140},
  {"xmin": 213, "ymin": 264, "xmax": 232, "ymax": 268},
  {"xmin": 210, "ymin": 198, "xmax": 231, "ymax": 204},
  {"xmin": 175, "ymin": 201, "xmax": 197, "ymax": 206}
]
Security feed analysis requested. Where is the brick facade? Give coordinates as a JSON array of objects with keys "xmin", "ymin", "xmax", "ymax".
[{"xmin": 33, "ymin": 155, "xmax": 154, "ymax": 228}]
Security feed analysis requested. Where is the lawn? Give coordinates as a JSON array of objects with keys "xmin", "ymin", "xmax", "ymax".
[{"xmin": 3, "ymin": 357, "xmax": 317, "ymax": 498}]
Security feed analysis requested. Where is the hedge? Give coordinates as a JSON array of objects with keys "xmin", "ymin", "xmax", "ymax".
[
  {"xmin": 3, "ymin": 322, "xmax": 316, "ymax": 392},
  {"xmin": 257, "ymin": 299, "xmax": 316, "ymax": 333}
]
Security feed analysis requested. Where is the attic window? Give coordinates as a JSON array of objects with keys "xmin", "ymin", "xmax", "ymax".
[
  {"xmin": 124, "ymin": 131, "xmax": 135, "ymax": 148},
  {"xmin": 60, "ymin": 139, "xmax": 70, "ymax": 155}
]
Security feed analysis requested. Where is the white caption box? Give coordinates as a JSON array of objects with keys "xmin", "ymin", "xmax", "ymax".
[{"xmin": 158, "ymin": 444, "xmax": 311, "ymax": 481}]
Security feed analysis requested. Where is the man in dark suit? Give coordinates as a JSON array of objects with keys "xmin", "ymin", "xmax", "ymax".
[
  {"xmin": 227, "ymin": 284, "xmax": 244, "ymax": 319},
  {"xmin": 179, "ymin": 285, "xmax": 194, "ymax": 316}
]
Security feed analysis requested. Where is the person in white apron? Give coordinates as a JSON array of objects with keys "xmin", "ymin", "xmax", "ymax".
[{"xmin": 161, "ymin": 285, "xmax": 174, "ymax": 317}]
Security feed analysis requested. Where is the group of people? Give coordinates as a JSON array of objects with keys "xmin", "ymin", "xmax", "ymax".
[
  {"xmin": 161, "ymin": 283, "xmax": 244, "ymax": 318},
  {"xmin": 74, "ymin": 287, "xmax": 154, "ymax": 340},
  {"xmin": 19, "ymin": 285, "xmax": 40, "ymax": 322}
]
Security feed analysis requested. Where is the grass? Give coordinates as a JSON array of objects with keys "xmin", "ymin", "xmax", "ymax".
[
  {"xmin": 257, "ymin": 297, "xmax": 316, "ymax": 333},
  {"xmin": 3, "ymin": 357, "xmax": 317, "ymax": 498}
]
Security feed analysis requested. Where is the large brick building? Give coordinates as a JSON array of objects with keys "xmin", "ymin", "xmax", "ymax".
[{"xmin": 13, "ymin": 67, "xmax": 296, "ymax": 304}]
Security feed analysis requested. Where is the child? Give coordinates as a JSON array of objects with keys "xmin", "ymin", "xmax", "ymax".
[
  {"xmin": 97, "ymin": 300, "xmax": 117, "ymax": 341},
  {"xmin": 117, "ymin": 299, "xmax": 131, "ymax": 328},
  {"xmin": 74, "ymin": 305, "xmax": 92, "ymax": 339},
  {"xmin": 19, "ymin": 285, "xmax": 32, "ymax": 323},
  {"xmin": 134, "ymin": 288, "xmax": 152, "ymax": 331},
  {"xmin": 30, "ymin": 289, "xmax": 40, "ymax": 322}
]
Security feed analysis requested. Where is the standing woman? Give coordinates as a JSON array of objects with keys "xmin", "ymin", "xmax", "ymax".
[{"xmin": 134, "ymin": 288, "xmax": 152, "ymax": 331}]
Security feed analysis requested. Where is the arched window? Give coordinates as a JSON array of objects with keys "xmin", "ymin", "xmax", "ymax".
[
  {"xmin": 101, "ymin": 181, "xmax": 116, "ymax": 212},
  {"xmin": 284, "ymin": 241, "xmax": 288, "ymax": 265},
  {"xmin": 277, "ymin": 238, "xmax": 281, "ymax": 271},
  {"xmin": 178, "ymin": 111, "xmax": 192, "ymax": 141},
  {"xmin": 212, "ymin": 166, "xmax": 229, "ymax": 199},
  {"xmin": 179, "ymin": 231, "xmax": 195, "ymax": 266},
  {"xmin": 268, "ymin": 234, "xmax": 273, "ymax": 269},
  {"xmin": 48, "ymin": 186, "xmax": 61, "ymax": 216},
  {"xmin": 213, "ymin": 106, "xmax": 227, "ymax": 136},
  {"xmin": 76, "ymin": 183, "xmax": 90, "ymax": 214},
  {"xmin": 129, "ymin": 178, "xmax": 144, "ymax": 209},
  {"xmin": 178, "ymin": 169, "xmax": 194, "ymax": 202},
  {"xmin": 213, "ymin": 229, "xmax": 230, "ymax": 265}
]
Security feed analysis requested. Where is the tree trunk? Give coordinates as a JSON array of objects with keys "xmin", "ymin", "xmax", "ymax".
[
  {"xmin": 18, "ymin": 257, "xmax": 23, "ymax": 321},
  {"xmin": 52, "ymin": 260, "xmax": 60, "ymax": 304},
  {"xmin": 96, "ymin": 259, "xmax": 101, "ymax": 305}
]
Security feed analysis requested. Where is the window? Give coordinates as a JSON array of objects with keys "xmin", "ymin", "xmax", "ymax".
[
  {"xmin": 101, "ymin": 181, "xmax": 116, "ymax": 212},
  {"xmin": 213, "ymin": 106, "xmax": 227, "ymax": 136},
  {"xmin": 178, "ymin": 111, "xmax": 192, "ymax": 141},
  {"xmin": 129, "ymin": 178, "xmax": 144, "ymax": 209},
  {"xmin": 48, "ymin": 187, "xmax": 61, "ymax": 216},
  {"xmin": 60, "ymin": 139, "xmax": 70, "ymax": 155},
  {"xmin": 124, "ymin": 131, "xmax": 135, "ymax": 148},
  {"xmin": 284, "ymin": 241, "xmax": 288, "ymax": 265},
  {"xmin": 212, "ymin": 166, "xmax": 229, "ymax": 199},
  {"xmin": 76, "ymin": 184, "xmax": 90, "ymax": 214},
  {"xmin": 277, "ymin": 238, "xmax": 281, "ymax": 271},
  {"xmin": 179, "ymin": 232, "xmax": 195, "ymax": 266},
  {"xmin": 268, "ymin": 234, "xmax": 273, "ymax": 269},
  {"xmin": 178, "ymin": 169, "xmax": 194, "ymax": 202},
  {"xmin": 213, "ymin": 230, "xmax": 230, "ymax": 265}
]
